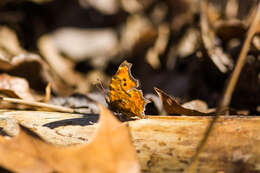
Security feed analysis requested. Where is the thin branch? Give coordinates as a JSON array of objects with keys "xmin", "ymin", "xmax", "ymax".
[
  {"xmin": 0, "ymin": 97, "xmax": 75, "ymax": 113},
  {"xmin": 221, "ymin": 3, "xmax": 260, "ymax": 108}
]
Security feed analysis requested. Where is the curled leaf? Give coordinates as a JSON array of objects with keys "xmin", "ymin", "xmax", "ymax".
[{"xmin": 154, "ymin": 87, "xmax": 210, "ymax": 116}]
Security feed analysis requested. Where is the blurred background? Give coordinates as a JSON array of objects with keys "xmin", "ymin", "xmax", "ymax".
[{"xmin": 0, "ymin": 0, "xmax": 259, "ymax": 114}]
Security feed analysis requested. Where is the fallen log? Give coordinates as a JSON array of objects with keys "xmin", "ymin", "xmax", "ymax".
[
  {"xmin": 0, "ymin": 111, "xmax": 260, "ymax": 173},
  {"xmin": 130, "ymin": 116, "xmax": 260, "ymax": 173}
]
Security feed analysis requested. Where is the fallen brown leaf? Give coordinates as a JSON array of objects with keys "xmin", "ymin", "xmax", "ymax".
[
  {"xmin": 182, "ymin": 99, "xmax": 209, "ymax": 113},
  {"xmin": 83, "ymin": 0, "xmax": 119, "ymax": 14},
  {"xmin": 0, "ymin": 26, "xmax": 26, "ymax": 57},
  {"xmin": 0, "ymin": 73, "xmax": 35, "ymax": 101},
  {"xmin": 120, "ymin": 15, "xmax": 156, "ymax": 54},
  {"xmin": 0, "ymin": 104, "xmax": 140, "ymax": 173},
  {"xmin": 0, "ymin": 126, "xmax": 54, "ymax": 173},
  {"xmin": 38, "ymin": 34, "xmax": 88, "ymax": 93},
  {"xmin": 0, "ymin": 26, "xmax": 70, "ymax": 96},
  {"xmin": 0, "ymin": 52, "xmax": 52, "ymax": 92},
  {"xmin": 52, "ymin": 27, "xmax": 118, "ymax": 61},
  {"xmin": 200, "ymin": 1, "xmax": 233, "ymax": 73},
  {"xmin": 154, "ymin": 87, "xmax": 211, "ymax": 116},
  {"xmin": 146, "ymin": 23, "xmax": 169, "ymax": 69}
]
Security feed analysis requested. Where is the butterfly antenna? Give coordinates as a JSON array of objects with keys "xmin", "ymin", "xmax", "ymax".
[{"xmin": 95, "ymin": 78, "xmax": 107, "ymax": 95}]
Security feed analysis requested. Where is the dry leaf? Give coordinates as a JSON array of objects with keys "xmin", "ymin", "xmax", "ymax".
[
  {"xmin": 38, "ymin": 34, "xmax": 88, "ymax": 93},
  {"xmin": 0, "ymin": 26, "xmax": 26, "ymax": 57},
  {"xmin": 168, "ymin": 0, "xmax": 199, "ymax": 32},
  {"xmin": 0, "ymin": 126, "xmax": 54, "ymax": 173},
  {"xmin": 154, "ymin": 87, "xmax": 210, "ymax": 116},
  {"xmin": 0, "ymin": 26, "xmax": 69, "ymax": 95},
  {"xmin": 46, "ymin": 105, "xmax": 141, "ymax": 173},
  {"xmin": 182, "ymin": 99, "xmax": 209, "ymax": 113},
  {"xmin": 146, "ymin": 23, "xmax": 169, "ymax": 69},
  {"xmin": 167, "ymin": 28, "xmax": 200, "ymax": 69},
  {"xmin": 0, "ymin": 105, "xmax": 140, "ymax": 173},
  {"xmin": 253, "ymin": 35, "xmax": 260, "ymax": 50},
  {"xmin": 176, "ymin": 28, "xmax": 200, "ymax": 58},
  {"xmin": 0, "ymin": 52, "xmax": 56, "ymax": 93},
  {"xmin": 80, "ymin": 0, "xmax": 119, "ymax": 15},
  {"xmin": 0, "ymin": 73, "xmax": 35, "ymax": 101},
  {"xmin": 52, "ymin": 28, "xmax": 118, "ymax": 62},
  {"xmin": 120, "ymin": 15, "xmax": 156, "ymax": 54},
  {"xmin": 120, "ymin": 0, "xmax": 154, "ymax": 14},
  {"xmin": 200, "ymin": 1, "xmax": 233, "ymax": 73}
]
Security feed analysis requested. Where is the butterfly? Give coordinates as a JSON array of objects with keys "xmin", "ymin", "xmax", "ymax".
[{"xmin": 106, "ymin": 61, "xmax": 149, "ymax": 119}]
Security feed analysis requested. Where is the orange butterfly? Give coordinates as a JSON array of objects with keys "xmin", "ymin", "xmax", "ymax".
[{"xmin": 106, "ymin": 61, "xmax": 149, "ymax": 119}]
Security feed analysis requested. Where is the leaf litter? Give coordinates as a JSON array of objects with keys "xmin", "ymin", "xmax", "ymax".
[{"xmin": 0, "ymin": 0, "xmax": 259, "ymax": 173}]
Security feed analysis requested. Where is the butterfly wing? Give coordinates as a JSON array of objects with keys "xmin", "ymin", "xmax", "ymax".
[{"xmin": 108, "ymin": 61, "xmax": 148, "ymax": 118}]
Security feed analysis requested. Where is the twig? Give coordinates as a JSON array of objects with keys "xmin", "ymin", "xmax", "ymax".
[
  {"xmin": 184, "ymin": 2, "xmax": 260, "ymax": 173},
  {"xmin": 0, "ymin": 97, "xmax": 75, "ymax": 113},
  {"xmin": 221, "ymin": 3, "xmax": 260, "ymax": 108}
]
